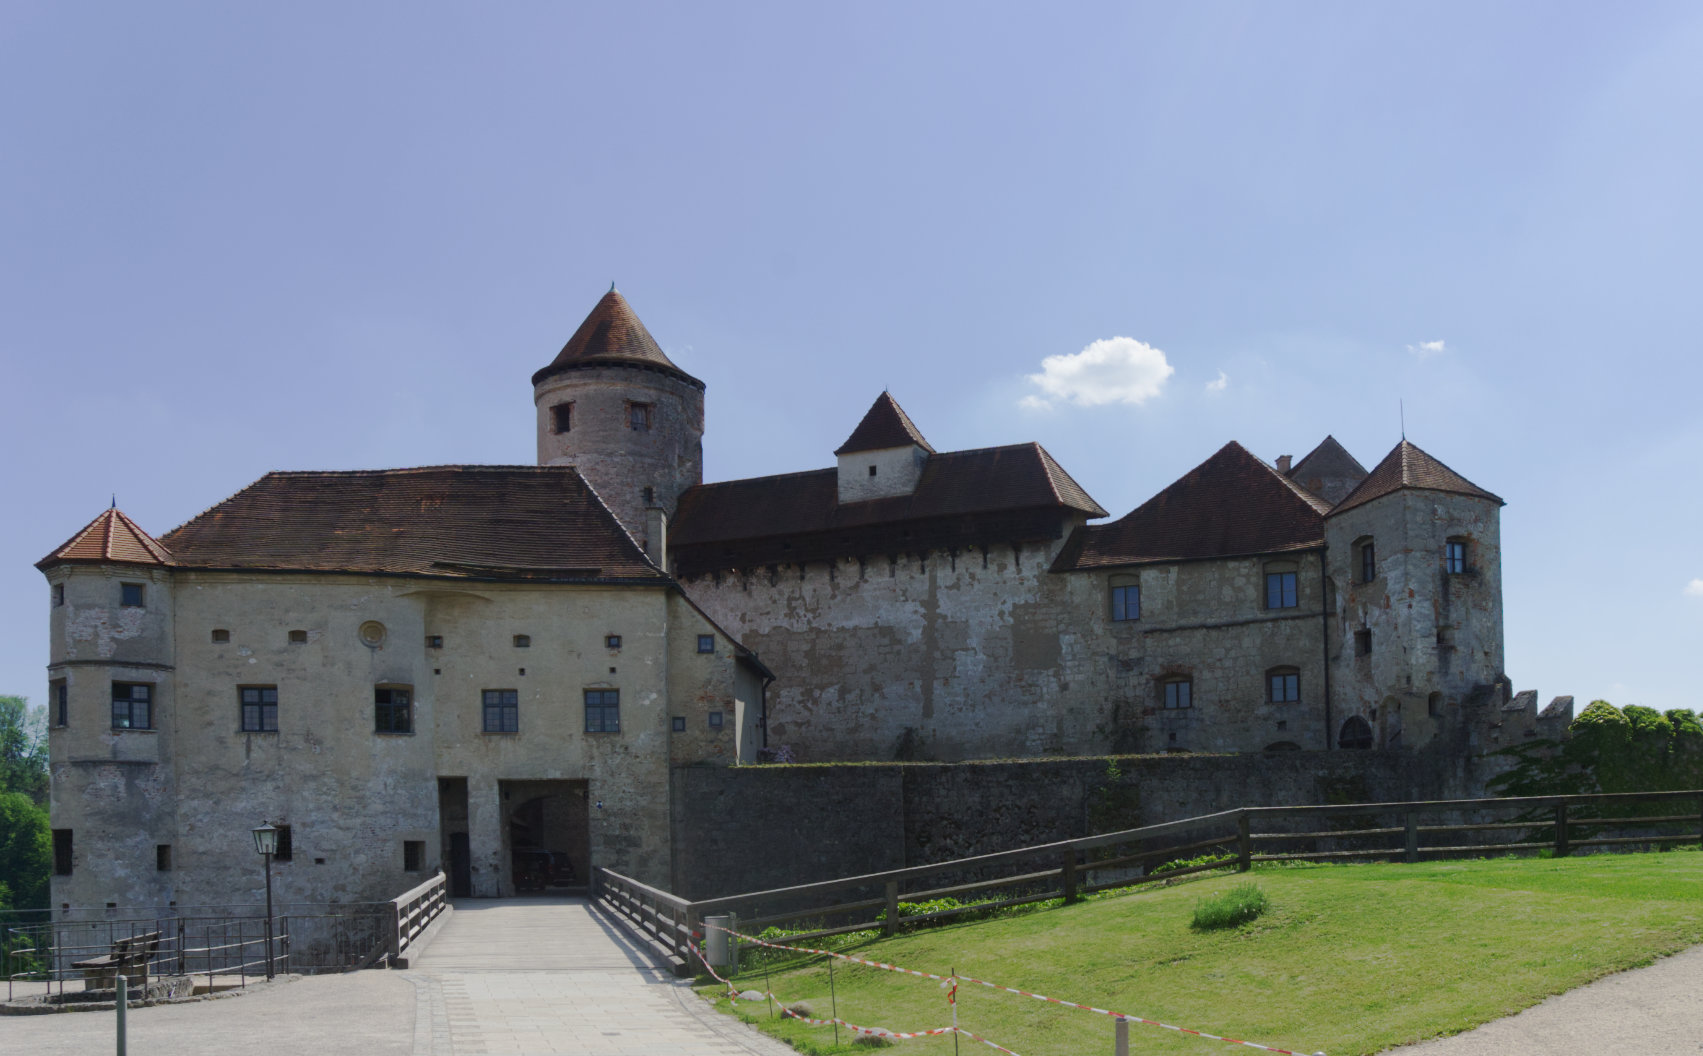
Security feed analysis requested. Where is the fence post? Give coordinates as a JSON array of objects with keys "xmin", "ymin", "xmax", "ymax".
[
  {"xmin": 1236, "ymin": 813, "xmax": 1252, "ymax": 873},
  {"xmin": 1061, "ymin": 848, "xmax": 1079, "ymax": 904},
  {"xmin": 1554, "ymin": 803, "xmax": 1570, "ymax": 858},
  {"xmin": 1114, "ymin": 1015, "xmax": 1129, "ymax": 1056},
  {"xmin": 1697, "ymin": 793, "xmax": 1702, "ymax": 850},
  {"xmin": 1404, "ymin": 812, "xmax": 1419, "ymax": 863},
  {"xmin": 884, "ymin": 881, "xmax": 899, "ymax": 936}
]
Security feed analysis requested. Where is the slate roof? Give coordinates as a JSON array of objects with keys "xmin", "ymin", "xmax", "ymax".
[
  {"xmin": 672, "ymin": 443, "xmax": 1105, "ymax": 548},
  {"xmin": 531, "ymin": 289, "xmax": 703, "ymax": 390},
  {"xmin": 1329, "ymin": 440, "xmax": 1503, "ymax": 515},
  {"xmin": 37, "ymin": 508, "xmax": 172, "ymax": 570},
  {"xmin": 834, "ymin": 392, "xmax": 935, "ymax": 455},
  {"xmin": 1052, "ymin": 442, "xmax": 1332, "ymax": 571},
  {"xmin": 157, "ymin": 466, "xmax": 667, "ymax": 582}
]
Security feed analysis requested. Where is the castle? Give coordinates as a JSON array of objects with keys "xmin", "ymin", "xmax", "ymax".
[{"xmin": 39, "ymin": 288, "xmax": 1554, "ymax": 910}]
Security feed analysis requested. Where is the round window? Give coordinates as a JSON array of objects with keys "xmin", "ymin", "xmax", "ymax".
[{"xmin": 358, "ymin": 621, "xmax": 387, "ymax": 648}]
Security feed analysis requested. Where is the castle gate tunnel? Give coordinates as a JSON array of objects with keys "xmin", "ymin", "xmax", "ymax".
[{"xmin": 498, "ymin": 779, "xmax": 591, "ymax": 896}]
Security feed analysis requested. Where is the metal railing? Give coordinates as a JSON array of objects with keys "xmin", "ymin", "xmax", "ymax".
[
  {"xmin": 597, "ymin": 789, "xmax": 1703, "ymax": 966},
  {"xmin": 4, "ymin": 904, "xmax": 392, "ymax": 1003}
]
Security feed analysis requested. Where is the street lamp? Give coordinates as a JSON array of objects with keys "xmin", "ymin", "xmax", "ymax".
[{"xmin": 251, "ymin": 823, "xmax": 277, "ymax": 980}]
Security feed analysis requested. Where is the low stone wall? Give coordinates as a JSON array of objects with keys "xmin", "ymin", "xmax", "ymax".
[{"xmin": 669, "ymin": 744, "xmax": 1496, "ymax": 899}]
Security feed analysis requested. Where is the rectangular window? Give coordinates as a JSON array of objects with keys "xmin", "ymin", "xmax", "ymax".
[
  {"xmin": 211, "ymin": 628, "xmax": 230, "ymax": 643},
  {"xmin": 53, "ymin": 829, "xmax": 73, "ymax": 875},
  {"xmin": 708, "ymin": 711, "xmax": 724, "ymax": 729},
  {"xmin": 551, "ymin": 402, "xmax": 572, "ymax": 434},
  {"xmin": 1265, "ymin": 572, "xmax": 1298, "ymax": 609},
  {"xmin": 697, "ymin": 634, "xmax": 715, "ymax": 654},
  {"xmin": 1445, "ymin": 540, "xmax": 1466, "ymax": 574},
  {"xmin": 1163, "ymin": 680, "xmax": 1192, "ymax": 709},
  {"xmin": 1110, "ymin": 584, "xmax": 1140, "ymax": 622},
  {"xmin": 426, "ymin": 635, "xmax": 444, "ymax": 649},
  {"xmin": 482, "ymin": 689, "xmax": 519, "ymax": 733},
  {"xmin": 403, "ymin": 840, "xmax": 424, "ymax": 872},
  {"xmin": 53, "ymin": 583, "xmax": 64, "ymax": 607},
  {"xmin": 605, "ymin": 634, "xmax": 622, "ymax": 649},
  {"xmin": 513, "ymin": 634, "xmax": 531, "ymax": 648},
  {"xmin": 584, "ymin": 689, "xmax": 620, "ymax": 733},
  {"xmin": 1355, "ymin": 628, "xmax": 1373, "ymax": 656},
  {"xmin": 671, "ymin": 716, "xmax": 686, "ymax": 732},
  {"xmin": 1268, "ymin": 671, "xmax": 1300, "ymax": 702},
  {"xmin": 156, "ymin": 844, "xmax": 172, "ymax": 872},
  {"xmin": 120, "ymin": 582, "xmax": 145, "ymax": 608},
  {"xmin": 52, "ymin": 678, "xmax": 67, "ymax": 727},
  {"xmin": 274, "ymin": 825, "xmax": 293, "ymax": 862},
  {"xmin": 1360, "ymin": 542, "xmax": 1376, "ymax": 583},
  {"xmin": 240, "ymin": 686, "xmax": 279, "ymax": 732},
  {"xmin": 628, "ymin": 403, "xmax": 652, "ymax": 431},
  {"xmin": 111, "ymin": 682, "xmax": 152, "ymax": 730},
  {"xmin": 375, "ymin": 687, "xmax": 412, "ymax": 734}
]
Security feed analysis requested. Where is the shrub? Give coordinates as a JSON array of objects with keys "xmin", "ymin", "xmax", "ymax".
[
  {"xmin": 1191, "ymin": 882, "xmax": 1268, "ymax": 930},
  {"xmin": 853, "ymin": 1033, "xmax": 895, "ymax": 1048},
  {"xmin": 1154, "ymin": 850, "xmax": 1234, "ymax": 875}
]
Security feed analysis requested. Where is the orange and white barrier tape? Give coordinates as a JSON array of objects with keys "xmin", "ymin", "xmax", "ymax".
[{"xmin": 704, "ymin": 923, "xmax": 1323, "ymax": 1056}]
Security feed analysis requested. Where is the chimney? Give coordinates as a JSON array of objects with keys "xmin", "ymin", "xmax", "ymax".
[
  {"xmin": 643, "ymin": 507, "xmax": 668, "ymax": 570},
  {"xmin": 1275, "ymin": 454, "xmax": 1292, "ymax": 474}
]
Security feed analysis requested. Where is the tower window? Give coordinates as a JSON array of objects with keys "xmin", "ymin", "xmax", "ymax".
[
  {"xmin": 376, "ymin": 686, "xmax": 412, "ymax": 734},
  {"xmin": 1355, "ymin": 628, "xmax": 1373, "ymax": 656},
  {"xmin": 120, "ymin": 583, "xmax": 145, "ymax": 608},
  {"xmin": 642, "ymin": 486, "xmax": 654, "ymax": 505},
  {"xmin": 274, "ymin": 825, "xmax": 293, "ymax": 861},
  {"xmin": 53, "ymin": 583, "xmax": 64, "ymax": 607},
  {"xmin": 53, "ymin": 830, "xmax": 73, "ymax": 875},
  {"xmin": 112, "ymin": 682, "xmax": 153, "ymax": 730},
  {"xmin": 1162, "ymin": 679, "xmax": 1192, "ymax": 710},
  {"xmin": 52, "ymin": 678, "xmax": 67, "ymax": 727},
  {"xmin": 157, "ymin": 844, "xmax": 172, "ymax": 872},
  {"xmin": 868, "ymin": 465, "xmax": 877, "ymax": 477},
  {"xmin": 1445, "ymin": 539, "xmax": 1467, "ymax": 574},
  {"xmin": 1358, "ymin": 538, "xmax": 1376, "ymax": 583},
  {"xmin": 403, "ymin": 841, "xmax": 424, "ymax": 872},
  {"xmin": 551, "ymin": 402, "xmax": 573, "ymax": 434},
  {"xmin": 628, "ymin": 403, "xmax": 652, "ymax": 431}
]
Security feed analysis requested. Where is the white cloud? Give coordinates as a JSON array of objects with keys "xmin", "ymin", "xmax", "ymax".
[
  {"xmin": 1407, "ymin": 339, "xmax": 1447, "ymax": 359},
  {"xmin": 1205, "ymin": 370, "xmax": 1228, "ymax": 394},
  {"xmin": 1022, "ymin": 336, "xmax": 1174, "ymax": 410},
  {"xmin": 1685, "ymin": 578, "xmax": 1703, "ymax": 598}
]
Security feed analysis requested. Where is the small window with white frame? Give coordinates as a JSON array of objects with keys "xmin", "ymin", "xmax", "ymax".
[{"xmin": 1445, "ymin": 538, "xmax": 1468, "ymax": 574}]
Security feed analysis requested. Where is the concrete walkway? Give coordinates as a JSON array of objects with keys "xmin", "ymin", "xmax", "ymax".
[{"xmin": 0, "ymin": 897, "xmax": 790, "ymax": 1056}]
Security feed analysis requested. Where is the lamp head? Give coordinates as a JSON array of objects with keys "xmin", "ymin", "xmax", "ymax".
[{"xmin": 251, "ymin": 823, "xmax": 278, "ymax": 856}]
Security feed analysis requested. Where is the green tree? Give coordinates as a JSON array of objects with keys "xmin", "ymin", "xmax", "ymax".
[
  {"xmin": 0, "ymin": 791, "xmax": 51, "ymax": 912},
  {"xmin": 0, "ymin": 695, "xmax": 47, "ymax": 805}
]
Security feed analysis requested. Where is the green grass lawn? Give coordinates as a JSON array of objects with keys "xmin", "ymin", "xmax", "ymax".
[{"xmin": 698, "ymin": 850, "xmax": 1703, "ymax": 1056}]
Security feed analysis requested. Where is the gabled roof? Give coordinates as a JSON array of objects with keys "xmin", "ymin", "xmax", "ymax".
[
  {"xmin": 1329, "ymin": 440, "xmax": 1503, "ymax": 516},
  {"xmin": 834, "ymin": 392, "xmax": 935, "ymax": 455},
  {"xmin": 531, "ymin": 288, "xmax": 703, "ymax": 390},
  {"xmin": 1052, "ymin": 442, "xmax": 1331, "ymax": 571},
  {"xmin": 37, "ymin": 508, "xmax": 172, "ymax": 570},
  {"xmin": 672, "ymin": 442, "xmax": 1105, "ymax": 548},
  {"xmin": 159, "ymin": 466, "xmax": 668, "ymax": 583},
  {"xmin": 1288, "ymin": 435, "xmax": 1365, "ymax": 482}
]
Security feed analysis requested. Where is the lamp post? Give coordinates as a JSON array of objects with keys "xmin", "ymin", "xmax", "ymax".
[{"xmin": 251, "ymin": 823, "xmax": 277, "ymax": 980}]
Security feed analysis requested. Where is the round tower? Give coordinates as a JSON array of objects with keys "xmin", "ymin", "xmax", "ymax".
[{"xmin": 532, "ymin": 288, "xmax": 705, "ymax": 542}]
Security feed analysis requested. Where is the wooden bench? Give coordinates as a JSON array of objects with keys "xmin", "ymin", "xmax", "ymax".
[{"xmin": 71, "ymin": 931, "xmax": 161, "ymax": 991}]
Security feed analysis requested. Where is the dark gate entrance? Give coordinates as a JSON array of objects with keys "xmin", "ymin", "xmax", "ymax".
[
  {"xmin": 498, "ymin": 779, "xmax": 590, "ymax": 895},
  {"xmin": 438, "ymin": 777, "xmax": 473, "ymax": 897}
]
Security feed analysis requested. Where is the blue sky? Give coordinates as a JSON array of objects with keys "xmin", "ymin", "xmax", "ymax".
[{"xmin": 3, "ymin": 3, "xmax": 1700, "ymax": 713}]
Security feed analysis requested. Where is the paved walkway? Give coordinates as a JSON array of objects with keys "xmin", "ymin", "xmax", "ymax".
[{"xmin": 0, "ymin": 897, "xmax": 790, "ymax": 1056}]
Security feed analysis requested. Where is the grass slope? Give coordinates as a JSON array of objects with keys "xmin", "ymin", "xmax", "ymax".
[{"xmin": 701, "ymin": 852, "xmax": 1703, "ymax": 1056}]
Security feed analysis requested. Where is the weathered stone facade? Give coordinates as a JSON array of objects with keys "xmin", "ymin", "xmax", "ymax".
[{"xmin": 41, "ymin": 288, "xmax": 1563, "ymax": 922}]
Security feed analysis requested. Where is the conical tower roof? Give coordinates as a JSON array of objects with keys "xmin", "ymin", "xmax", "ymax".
[
  {"xmin": 37, "ymin": 507, "xmax": 172, "ymax": 570},
  {"xmin": 835, "ymin": 392, "xmax": 935, "ymax": 455},
  {"xmin": 531, "ymin": 288, "xmax": 703, "ymax": 390},
  {"xmin": 1330, "ymin": 439, "xmax": 1502, "ymax": 515}
]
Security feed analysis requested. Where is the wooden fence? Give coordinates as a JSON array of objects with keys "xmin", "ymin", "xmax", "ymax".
[{"xmin": 596, "ymin": 789, "xmax": 1703, "ymax": 971}]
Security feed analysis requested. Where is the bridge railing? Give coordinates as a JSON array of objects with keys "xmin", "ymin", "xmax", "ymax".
[
  {"xmin": 390, "ymin": 869, "xmax": 449, "ymax": 966},
  {"xmin": 596, "ymin": 788, "xmax": 1703, "ymax": 967}
]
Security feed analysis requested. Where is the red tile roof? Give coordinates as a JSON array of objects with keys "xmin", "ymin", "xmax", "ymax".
[
  {"xmin": 672, "ymin": 442, "xmax": 1105, "ymax": 553},
  {"xmin": 158, "ymin": 466, "xmax": 667, "ymax": 582},
  {"xmin": 37, "ymin": 508, "xmax": 172, "ymax": 570},
  {"xmin": 531, "ymin": 289, "xmax": 703, "ymax": 390},
  {"xmin": 1052, "ymin": 442, "xmax": 1331, "ymax": 571},
  {"xmin": 1329, "ymin": 440, "xmax": 1503, "ymax": 515},
  {"xmin": 834, "ymin": 392, "xmax": 935, "ymax": 455}
]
